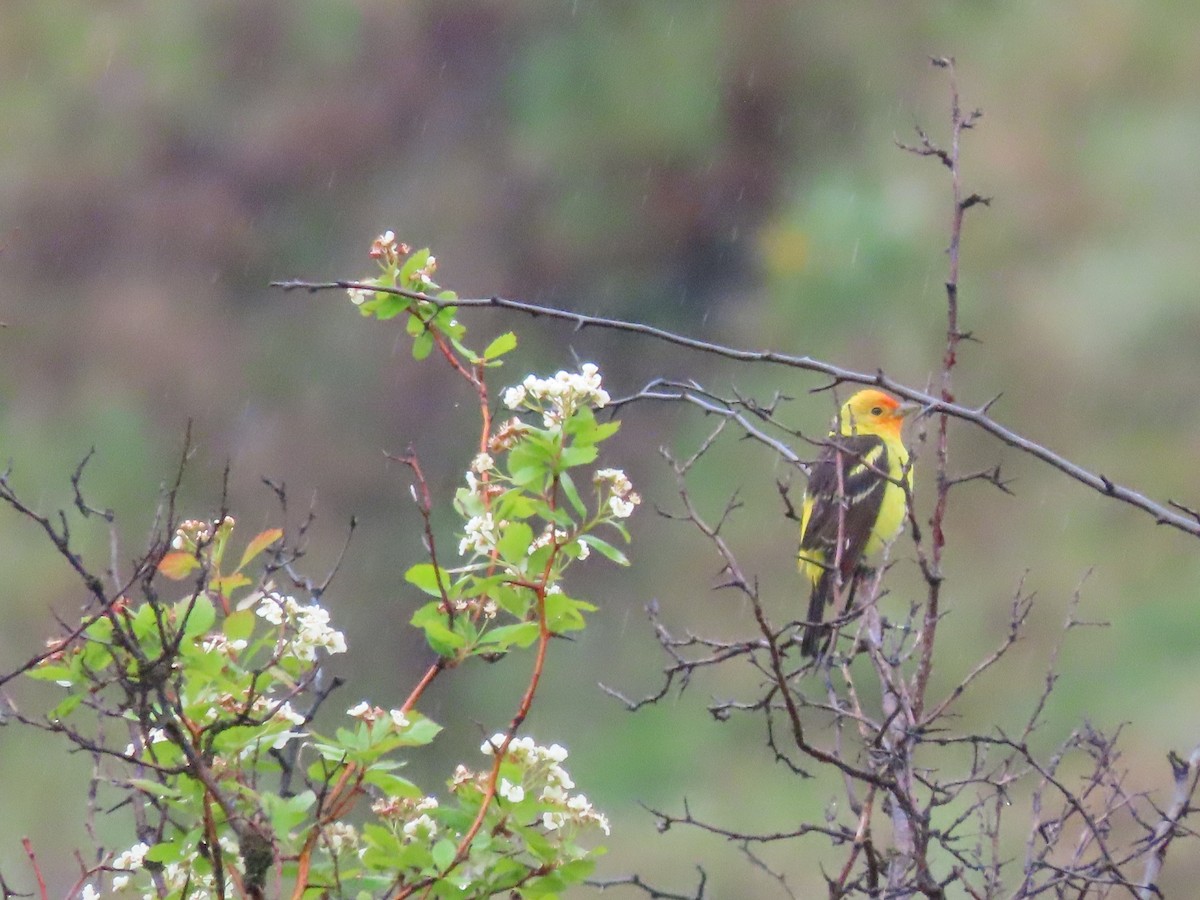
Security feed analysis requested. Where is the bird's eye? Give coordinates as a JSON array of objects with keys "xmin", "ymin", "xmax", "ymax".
[{"xmin": 871, "ymin": 406, "xmax": 883, "ymax": 416}]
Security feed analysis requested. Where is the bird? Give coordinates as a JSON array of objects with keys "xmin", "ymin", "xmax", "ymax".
[{"xmin": 798, "ymin": 389, "xmax": 916, "ymax": 657}]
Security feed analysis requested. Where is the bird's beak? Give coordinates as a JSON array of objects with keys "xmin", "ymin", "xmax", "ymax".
[{"xmin": 896, "ymin": 401, "xmax": 921, "ymax": 420}]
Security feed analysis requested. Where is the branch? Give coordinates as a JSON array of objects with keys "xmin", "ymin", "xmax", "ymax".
[
  {"xmin": 271, "ymin": 279, "xmax": 1200, "ymax": 539},
  {"xmin": 589, "ymin": 868, "xmax": 708, "ymax": 899},
  {"xmin": 1138, "ymin": 743, "xmax": 1200, "ymax": 898}
]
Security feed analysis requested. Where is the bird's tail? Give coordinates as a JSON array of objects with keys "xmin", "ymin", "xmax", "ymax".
[{"xmin": 800, "ymin": 570, "xmax": 833, "ymax": 658}]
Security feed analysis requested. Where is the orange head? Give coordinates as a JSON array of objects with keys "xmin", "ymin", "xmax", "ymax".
[{"xmin": 834, "ymin": 389, "xmax": 916, "ymax": 438}]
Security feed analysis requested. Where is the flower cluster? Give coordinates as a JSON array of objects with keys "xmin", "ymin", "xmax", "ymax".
[
  {"xmin": 502, "ymin": 363, "xmax": 611, "ymax": 429},
  {"xmin": 347, "ymin": 700, "xmax": 411, "ymax": 730},
  {"xmin": 199, "ymin": 632, "xmax": 248, "ymax": 655},
  {"xmin": 458, "ymin": 511, "xmax": 504, "ymax": 557},
  {"xmin": 488, "ymin": 416, "xmax": 531, "ymax": 452},
  {"xmin": 322, "ymin": 821, "xmax": 359, "ymax": 855},
  {"xmin": 170, "ymin": 516, "xmax": 232, "ymax": 551},
  {"xmin": 371, "ymin": 794, "xmax": 441, "ymax": 844},
  {"xmin": 108, "ymin": 841, "xmax": 150, "ymax": 891},
  {"xmin": 346, "ymin": 286, "xmax": 372, "ymax": 306},
  {"xmin": 411, "ymin": 254, "xmax": 438, "ymax": 288},
  {"xmin": 369, "ymin": 229, "xmax": 409, "ymax": 266},
  {"xmin": 529, "ymin": 523, "xmax": 588, "ymax": 560},
  {"xmin": 254, "ymin": 592, "xmax": 347, "ymax": 660},
  {"xmin": 480, "ymin": 734, "xmax": 610, "ymax": 836},
  {"xmin": 594, "ymin": 468, "xmax": 642, "ymax": 519},
  {"xmin": 86, "ymin": 835, "xmax": 239, "ymax": 898}
]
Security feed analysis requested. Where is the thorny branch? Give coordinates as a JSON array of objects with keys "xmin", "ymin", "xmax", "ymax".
[{"xmin": 271, "ymin": 276, "xmax": 1200, "ymax": 541}]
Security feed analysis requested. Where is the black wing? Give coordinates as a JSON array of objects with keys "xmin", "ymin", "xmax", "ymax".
[{"xmin": 800, "ymin": 434, "xmax": 889, "ymax": 578}]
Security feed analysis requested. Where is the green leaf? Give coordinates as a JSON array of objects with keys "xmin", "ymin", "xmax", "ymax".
[
  {"xmin": 578, "ymin": 534, "xmax": 630, "ymax": 566},
  {"xmin": 431, "ymin": 838, "xmax": 457, "ymax": 871},
  {"xmin": 558, "ymin": 445, "xmax": 599, "ymax": 468},
  {"xmin": 50, "ymin": 693, "xmax": 84, "ymax": 720},
  {"xmin": 562, "ymin": 858, "xmax": 601, "ymax": 879},
  {"xmin": 559, "ymin": 472, "xmax": 586, "ymax": 518},
  {"xmin": 405, "ymin": 563, "xmax": 447, "ymax": 597},
  {"xmin": 397, "ymin": 712, "xmax": 444, "ymax": 747},
  {"xmin": 363, "ymin": 293, "xmax": 406, "ymax": 320},
  {"xmin": 127, "ymin": 778, "xmax": 184, "ymax": 799},
  {"xmin": 522, "ymin": 826, "xmax": 557, "ymax": 863},
  {"xmin": 544, "ymin": 592, "xmax": 597, "ymax": 633},
  {"xmin": 211, "ymin": 725, "xmax": 268, "ymax": 756},
  {"xmin": 412, "ymin": 331, "xmax": 434, "ymax": 361},
  {"xmin": 86, "ymin": 615, "xmax": 114, "ymax": 642},
  {"xmin": 130, "ymin": 601, "xmax": 161, "ymax": 640},
  {"xmin": 363, "ymin": 771, "xmax": 422, "ymax": 799},
  {"xmin": 399, "ymin": 248, "xmax": 431, "ymax": 283},
  {"xmin": 508, "ymin": 437, "xmax": 554, "ymax": 486},
  {"xmin": 265, "ymin": 791, "xmax": 315, "ymax": 834},
  {"xmin": 527, "ymin": 498, "xmax": 575, "ymax": 529},
  {"xmin": 27, "ymin": 664, "xmax": 75, "ymax": 683},
  {"xmin": 483, "ymin": 621, "xmax": 540, "ymax": 650},
  {"xmin": 410, "ymin": 603, "xmax": 466, "ymax": 657},
  {"xmin": 496, "ymin": 521, "xmax": 534, "ymax": 567},
  {"xmin": 144, "ymin": 840, "xmax": 187, "ymax": 864},
  {"xmin": 177, "ymin": 593, "xmax": 216, "ymax": 638},
  {"xmin": 526, "ymin": 544, "xmax": 554, "ymax": 577},
  {"xmin": 80, "ymin": 638, "xmax": 117, "ymax": 673},
  {"xmin": 494, "ymin": 584, "xmax": 534, "ymax": 619},
  {"xmin": 224, "ymin": 609, "xmax": 256, "ymax": 643},
  {"xmin": 492, "ymin": 489, "xmax": 539, "ymax": 522},
  {"xmin": 509, "ymin": 466, "xmax": 545, "ymax": 489},
  {"xmin": 436, "ymin": 309, "xmax": 465, "ymax": 341},
  {"xmin": 482, "ymin": 331, "xmax": 518, "ymax": 360},
  {"xmin": 523, "ymin": 871, "xmax": 569, "ymax": 896},
  {"xmin": 565, "ymin": 406, "xmax": 621, "ymax": 445}
]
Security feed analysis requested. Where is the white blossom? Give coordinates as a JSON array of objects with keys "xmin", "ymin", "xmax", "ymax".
[
  {"xmin": 275, "ymin": 701, "xmax": 306, "ymax": 727},
  {"xmin": 256, "ymin": 593, "xmax": 347, "ymax": 661},
  {"xmin": 323, "ymin": 821, "xmax": 359, "ymax": 854},
  {"xmin": 501, "ymin": 363, "xmax": 611, "ymax": 429},
  {"xmin": 459, "ymin": 512, "xmax": 503, "ymax": 556},
  {"xmin": 480, "ymin": 732, "xmax": 507, "ymax": 756},
  {"xmin": 595, "ymin": 468, "xmax": 641, "ymax": 519},
  {"xmin": 499, "ymin": 778, "xmax": 525, "ymax": 803},
  {"xmin": 108, "ymin": 841, "xmax": 150, "ymax": 890},
  {"xmin": 403, "ymin": 813, "xmax": 438, "ymax": 843},
  {"xmin": 609, "ymin": 495, "xmax": 639, "ymax": 518},
  {"xmin": 124, "ymin": 729, "xmax": 167, "ymax": 757}
]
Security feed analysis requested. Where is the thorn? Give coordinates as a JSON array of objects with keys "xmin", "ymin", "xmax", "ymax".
[
  {"xmin": 960, "ymin": 193, "xmax": 992, "ymax": 210},
  {"xmin": 978, "ymin": 393, "xmax": 1003, "ymax": 415}
]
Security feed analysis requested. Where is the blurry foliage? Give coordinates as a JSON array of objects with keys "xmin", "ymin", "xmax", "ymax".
[{"xmin": 3, "ymin": 0, "xmax": 1200, "ymax": 895}]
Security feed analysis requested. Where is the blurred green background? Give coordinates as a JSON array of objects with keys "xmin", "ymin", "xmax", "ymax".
[{"xmin": 3, "ymin": 2, "xmax": 1200, "ymax": 895}]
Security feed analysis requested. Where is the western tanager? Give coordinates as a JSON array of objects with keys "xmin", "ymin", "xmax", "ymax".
[{"xmin": 798, "ymin": 389, "xmax": 915, "ymax": 657}]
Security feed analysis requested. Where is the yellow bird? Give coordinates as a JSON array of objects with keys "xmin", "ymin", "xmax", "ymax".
[{"xmin": 798, "ymin": 389, "xmax": 915, "ymax": 657}]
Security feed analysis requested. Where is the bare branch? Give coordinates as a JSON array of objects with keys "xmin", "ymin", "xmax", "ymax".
[{"xmin": 271, "ymin": 280, "xmax": 1200, "ymax": 539}]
